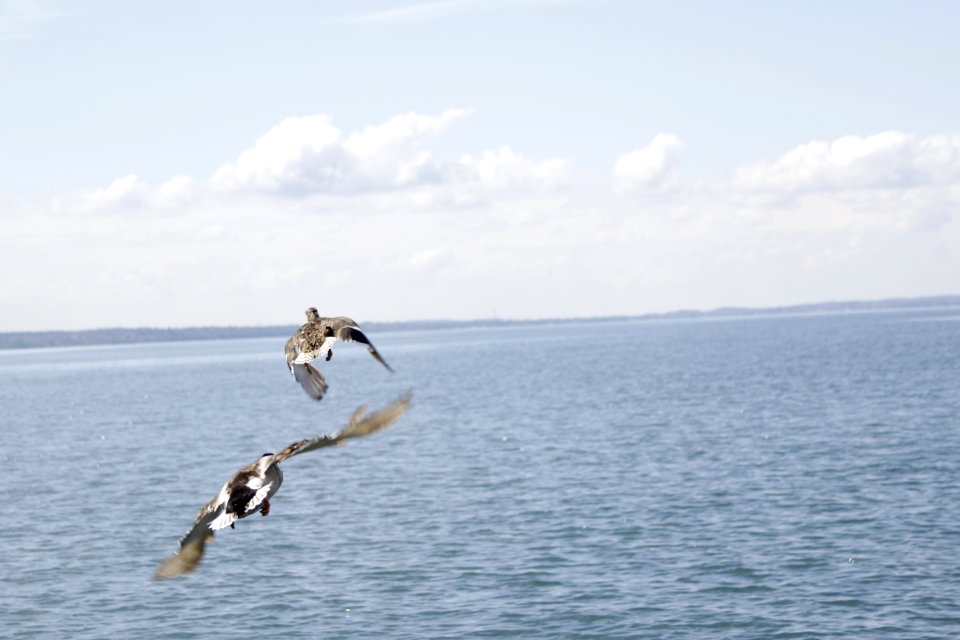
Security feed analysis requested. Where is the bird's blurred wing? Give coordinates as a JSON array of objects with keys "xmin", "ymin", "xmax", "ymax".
[
  {"xmin": 273, "ymin": 393, "xmax": 411, "ymax": 463},
  {"xmin": 154, "ymin": 507, "xmax": 220, "ymax": 579}
]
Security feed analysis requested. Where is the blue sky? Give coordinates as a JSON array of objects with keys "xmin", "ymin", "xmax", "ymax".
[{"xmin": 2, "ymin": 0, "xmax": 959, "ymax": 331}]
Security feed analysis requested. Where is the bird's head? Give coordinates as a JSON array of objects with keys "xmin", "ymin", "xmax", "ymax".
[{"xmin": 306, "ymin": 307, "xmax": 320, "ymax": 322}]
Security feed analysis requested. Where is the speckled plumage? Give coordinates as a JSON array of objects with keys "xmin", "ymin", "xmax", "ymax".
[
  {"xmin": 284, "ymin": 308, "xmax": 393, "ymax": 400},
  {"xmin": 154, "ymin": 394, "xmax": 411, "ymax": 579}
]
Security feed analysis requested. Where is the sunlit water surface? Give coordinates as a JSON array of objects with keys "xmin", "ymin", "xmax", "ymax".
[{"xmin": 1, "ymin": 310, "xmax": 959, "ymax": 638}]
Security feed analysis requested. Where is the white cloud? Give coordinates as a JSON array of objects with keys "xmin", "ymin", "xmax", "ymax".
[
  {"xmin": 614, "ymin": 133, "xmax": 683, "ymax": 192},
  {"xmin": 456, "ymin": 146, "xmax": 571, "ymax": 192},
  {"xmin": 208, "ymin": 115, "xmax": 344, "ymax": 193},
  {"xmin": 407, "ymin": 247, "xmax": 451, "ymax": 272},
  {"xmin": 154, "ymin": 176, "xmax": 199, "ymax": 209},
  {"xmin": 50, "ymin": 109, "xmax": 572, "ymax": 221},
  {"xmin": 7, "ymin": 120, "xmax": 960, "ymax": 331},
  {"xmin": 345, "ymin": 109, "xmax": 468, "ymax": 157},
  {"xmin": 67, "ymin": 174, "xmax": 147, "ymax": 214},
  {"xmin": 209, "ymin": 110, "xmax": 471, "ymax": 195},
  {"xmin": 54, "ymin": 174, "xmax": 200, "ymax": 215},
  {"xmin": 208, "ymin": 109, "xmax": 575, "ymax": 200},
  {"xmin": 734, "ymin": 131, "xmax": 960, "ymax": 193}
]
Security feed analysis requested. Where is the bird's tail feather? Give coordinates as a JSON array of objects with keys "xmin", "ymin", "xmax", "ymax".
[{"xmin": 294, "ymin": 362, "xmax": 328, "ymax": 400}]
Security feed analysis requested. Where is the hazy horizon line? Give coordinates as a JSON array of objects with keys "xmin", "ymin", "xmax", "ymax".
[{"xmin": 3, "ymin": 293, "xmax": 958, "ymax": 338}]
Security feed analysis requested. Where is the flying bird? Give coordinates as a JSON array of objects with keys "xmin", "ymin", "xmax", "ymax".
[
  {"xmin": 284, "ymin": 308, "xmax": 393, "ymax": 400},
  {"xmin": 154, "ymin": 394, "xmax": 411, "ymax": 579}
]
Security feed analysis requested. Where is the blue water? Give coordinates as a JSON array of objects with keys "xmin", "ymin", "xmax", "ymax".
[{"xmin": 1, "ymin": 309, "xmax": 959, "ymax": 638}]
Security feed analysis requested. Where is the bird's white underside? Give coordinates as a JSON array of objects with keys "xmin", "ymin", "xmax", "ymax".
[
  {"xmin": 207, "ymin": 480, "xmax": 273, "ymax": 531},
  {"xmin": 293, "ymin": 336, "xmax": 338, "ymax": 364}
]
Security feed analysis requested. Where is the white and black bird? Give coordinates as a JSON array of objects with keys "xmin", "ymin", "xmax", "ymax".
[
  {"xmin": 154, "ymin": 394, "xmax": 411, "ymax": 579},
  {"xmin": 284, "ymin": 308, "xmax": 393, "ymax": 401}
]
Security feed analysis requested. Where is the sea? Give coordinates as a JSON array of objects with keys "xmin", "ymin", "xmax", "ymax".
[{"xmin": 1, "ymin": 308, "xmax": 958, "ymax": 639}]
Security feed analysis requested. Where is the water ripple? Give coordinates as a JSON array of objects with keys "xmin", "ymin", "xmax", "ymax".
[{"xmin": 1, "ymin": 311, "xmax": 958, "ymax": 638}]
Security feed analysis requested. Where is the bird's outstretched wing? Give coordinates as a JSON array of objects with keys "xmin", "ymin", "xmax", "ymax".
[
  {"xmin": 154, "ymin": 500, "xmax": 222, "ymax": 579},
  {"xmin": 284, "ymin": 336, "xmax": 299, "ymax": 372},
  {"xmin": 336, "ymin": 325, "xmax": 393, "ymax": 372},
  {"xmin": 273, "ymin": 393, "xmax": 411, "ymax": 463}
]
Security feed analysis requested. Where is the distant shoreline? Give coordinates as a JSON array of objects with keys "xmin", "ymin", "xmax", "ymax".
[{"xmin": 1, "ymin": 295, "xmax": 958, "ymax": 351}]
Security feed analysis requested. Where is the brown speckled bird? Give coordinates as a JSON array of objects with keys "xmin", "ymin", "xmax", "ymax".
[{"xmin": 284, "ymin": 308, "xmax": 393, "ymax": 400}]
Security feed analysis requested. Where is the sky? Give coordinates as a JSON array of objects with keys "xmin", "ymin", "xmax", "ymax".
[{"xmin": 1, "ymin": 0, "xmax": 959, "ymax": 331}]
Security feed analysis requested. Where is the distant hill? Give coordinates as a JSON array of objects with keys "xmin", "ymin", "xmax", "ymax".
[{"xmin": 1, "ymin": 295, "xmax": 958, "ymax": 351}]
